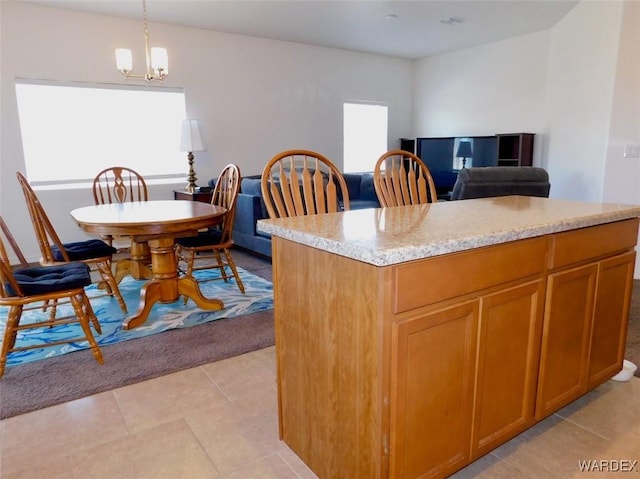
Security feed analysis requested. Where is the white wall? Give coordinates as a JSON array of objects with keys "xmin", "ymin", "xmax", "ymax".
[
  {"xmin": 0, "ymin": 2, "xmax": 413, "ymax": 261},
  {"xmin": 413, "ymin": 31, "xmax": 550, "ymax": 166},
  {"xmin": 602, "ymin": 0, "xmax": 640, "ymax": 206},
  {"xmin": 543, "ymin": 0, "xmax": 624, "ymax": 202}
]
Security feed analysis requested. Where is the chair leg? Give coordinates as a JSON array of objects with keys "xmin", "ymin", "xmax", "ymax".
[
  {"xmin": 82, "ymin": 292, "xmax": 102, "ymax": 335},
  {"xmin": 224, "ymin": 248, "xmax": 245, "ymax": 294},
  {"xmin": 0, "ymin": 306, "xmax": 22, "ymax": 377},
  {"xmin": 213, "ymin": 249, "xmax": 230, "ymax": 282},
  {"xmin": 70, "ymin": 293, "xmax": 104, "ymax": 366},
  {"xmin": 95, "ymin": 260, "xmax": 127, "ymax": 313},
  {"xmin": 186, "ymin": 250, "xmax": 196, "ymax": 277}
]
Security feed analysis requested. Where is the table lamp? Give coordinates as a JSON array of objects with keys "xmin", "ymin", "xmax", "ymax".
[
  {"xmin": 180, "ymin": 119, "xmax": 205, "ymax": 193},
  {"xmin": 456, "ymin": 140, "xmax": 473, "ymax": 169}
]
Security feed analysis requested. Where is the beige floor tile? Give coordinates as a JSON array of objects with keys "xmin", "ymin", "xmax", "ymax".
[
  {"xmin": 112, "ymin": 365, "xmax": 229, "ymax": 433},
  {"xmin": 277, "ymin": 448, "xmax": 319, "ymax": 479},
  {"xmin": 185, "ymin": 401, "xmax": 265, "ymax": 474},
  {"xmin": 0, "ymin": 456, "xmax": 73, "ymax": 479},
  {"xmin": 71, "ymin": 419, "xmax": 219, "ymax": 479},
  {"xmin": 1, "ymin": 391, "xmax": 127, "ymax": 476},
  {"xmin": 252, "ymin": 346, "xmax": 277, "ymax": 371},
  {"xmin": 555, "ymin": 378, "xmax": 640, "ymax": 454},
  {"xmin": 491, "ymin": 413, "xmax": 636, "ymax": 478},
  {"xmin": 185, "ymin": 389, "xmax": 285, "ymax": 475},
  {"xmin": 451, "ymin": 453, "xmax": 528, "ymax": 479},
  {"xmin": 229, "ymin": 383, "xmax": 280, "ymax": 422},
  {"xmin": 217, "ymin": 453, "xmax": 301, "ymax": 479},
  {"xmin": 202, "ymin": 350, "xmax": 277, "ymax": 401}
]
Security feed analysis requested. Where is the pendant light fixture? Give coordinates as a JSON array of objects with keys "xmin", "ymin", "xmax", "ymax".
[{"xmin": 115, "ymin": 0, "xmax": 168, "ymax": 82}]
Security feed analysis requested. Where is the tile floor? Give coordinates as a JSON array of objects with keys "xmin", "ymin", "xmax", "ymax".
[
  {"xmin": 1, "ymin": 250, "xmax": 639, "ymax": 478},
  {"xmin": 1, "ymin": 348, "xmax": 639, "ymax": 478}
]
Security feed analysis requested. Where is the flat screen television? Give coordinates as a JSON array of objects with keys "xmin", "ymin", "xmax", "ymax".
[{"xmin": 416, "ymin": 136, "xmax": 498, "ymax": 193}]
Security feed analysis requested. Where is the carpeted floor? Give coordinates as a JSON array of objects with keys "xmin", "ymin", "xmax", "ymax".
[
  {"xmin": 625, "ymin": 279, "xmax": 640, "ymax": 377},
  {"xmin": 0, "ymin": 248, "xmax": 274, "ymax": 419}
]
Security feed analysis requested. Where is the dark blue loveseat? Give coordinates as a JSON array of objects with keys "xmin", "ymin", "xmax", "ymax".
[{"xmin": 218, "ymin": 172, "xmax": 380, "ymax": 258}]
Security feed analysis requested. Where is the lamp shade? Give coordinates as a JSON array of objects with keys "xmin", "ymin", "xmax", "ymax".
[
  {"xmin": 456, "ymin": 140, "xmax": 473, "ymax": 158},
  {"xmin": 180, "ymin": 119, "xmax": 205, "ymax": 152},
  {"xmin": 151, "ymin": 47, "xmax": 168, "ymax": 74},
  {"xmin": 115, "ymin": 48, "xmax": 133, "ymax": 72}
]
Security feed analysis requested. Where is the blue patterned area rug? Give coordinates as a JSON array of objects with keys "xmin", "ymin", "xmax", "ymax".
[{"xmin": 1, "ymin": 267, "xmax": 273, "ymax": 368}]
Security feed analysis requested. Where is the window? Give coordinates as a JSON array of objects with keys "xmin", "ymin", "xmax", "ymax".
[
  {"xmin": 343, "ymin": 102, "xmax": 388, "ymax": 173},
  {"xmin": 15, "ymin": 79, "xmax": 187, "ymax": 186}
]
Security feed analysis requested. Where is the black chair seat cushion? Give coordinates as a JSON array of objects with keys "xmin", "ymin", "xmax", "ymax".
[
  {"xmin": 177, "ymin": 230, "xmax": 223, "ymax": 248},
  {"xmin": 9, "ymin": 262, "xmax": 91, "ymax": 296},
  {"xmin": 51, "ymin": 239, "xmax": 116, "ymax": 262}
]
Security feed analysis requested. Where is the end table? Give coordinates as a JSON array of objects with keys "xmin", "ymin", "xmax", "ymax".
[{"xmin": 173, "ymin": 189, "xmax": 214, "ymax": 204}]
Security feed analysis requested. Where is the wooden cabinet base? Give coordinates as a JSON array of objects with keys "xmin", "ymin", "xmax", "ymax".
[{"xmin": 272, "ymin": 218, "xmax": 638, "ymax": 479}]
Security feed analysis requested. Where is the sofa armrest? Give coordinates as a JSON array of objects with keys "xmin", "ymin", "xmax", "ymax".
[{"xmin": 234, "ymin": 193, "xmax": 266, "ymax": 236}]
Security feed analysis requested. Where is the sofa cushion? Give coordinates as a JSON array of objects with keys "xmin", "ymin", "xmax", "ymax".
[
  {"xmin": 350, "ymin": 199, "xmax": 381, "ymax": 210},
  {"xmin": 52, "ymin": 239, "xmax": 116, "ymax": 262},
  {"xmin": 240, "ymin": 178, "xmax": 268, "ymax": 219},
  {"xmin": 359, "ymin": 173, "xmax": 379, "ymax": 203},
  {"xmin": 8, "ymin": 262, "xmax": 91, "ymax": 296},
  {"xmin": 342, "ymin": 173, "xmax": 362, "ymax": 201}
]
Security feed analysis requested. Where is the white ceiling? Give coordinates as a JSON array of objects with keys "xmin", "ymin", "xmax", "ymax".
[{"xmin": 18, "ymin": 0, "xmax": 579, "ymax": 59}]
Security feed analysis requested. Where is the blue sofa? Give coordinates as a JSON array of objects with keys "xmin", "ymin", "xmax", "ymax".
[{"xmin": 217, "ymin": 172, "xmax": 380, "ymax": 258}]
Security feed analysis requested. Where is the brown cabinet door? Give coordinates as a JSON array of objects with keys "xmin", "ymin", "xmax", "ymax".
[
  {"xmin": 588, "ymin": 251, "xmax": 636, "ymax": 389},
  {"xmin": 536, "ymin": 263, "xmax": 598, "ymax": 420},
  {"xmin": 471, "ymin": 280, "xmax": 545, "ymax": 459},
  {"xmin": 389, "ymin": 301, "xmax": 478, "ymax": 479}
]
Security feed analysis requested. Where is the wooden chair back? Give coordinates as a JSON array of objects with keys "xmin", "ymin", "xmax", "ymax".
[
  {"xmin": 211, "ymin": 164, "xmax": 242, "ymax": 244},
  {"xmin": 16, "ymin": 172, "xmax": 70, "ymax": 264},
  {"xmin": 261, "ymin": 149, "xmax": 350, "ymax": 219},
  {"xmin": 0, "ymin": 217, "xmax": 27, "ymax": 298},
  {"xmin": 373, "ymin": 150, "xmax": 438, "ymax": 207},
  {"xmin": 92, "ymin": 166, "xmax": 148, "ymax": 204}
]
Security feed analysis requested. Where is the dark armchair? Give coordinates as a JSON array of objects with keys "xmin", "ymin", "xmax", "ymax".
[{"xmin": 450, "ymin": 167, "xmax": 550, "ymax": 200}]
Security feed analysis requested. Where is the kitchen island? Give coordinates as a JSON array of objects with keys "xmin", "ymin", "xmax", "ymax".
[{"xmin": 258, "ymin": 196, "xmax": 640, "ymax": 479}]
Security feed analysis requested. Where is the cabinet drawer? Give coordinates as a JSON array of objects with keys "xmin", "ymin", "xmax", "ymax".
[
  {"xmin": 392, "ymin": 237, "xmax": 547, "ymax": 314},
  {"xmin": 549, "ymin": 219, "xmax": 639, "ymax": 270}
]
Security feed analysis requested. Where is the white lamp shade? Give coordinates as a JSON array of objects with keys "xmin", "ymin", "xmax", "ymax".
[
  {"xmin": 151, "ymin": 47, "xmax": 168, "ymax": 74},
  {"xmin": 115, "ymin": 48, "xmax": 133, "ymax": 72},
  {"xmin": 180, "ymin": 119, "xmax": 205, "ymax": 152}
]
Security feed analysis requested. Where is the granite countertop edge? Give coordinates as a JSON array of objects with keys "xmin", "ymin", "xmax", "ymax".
[{"xmin": 258, "ymin": 208, "xmax": 640, "ymax": 267}]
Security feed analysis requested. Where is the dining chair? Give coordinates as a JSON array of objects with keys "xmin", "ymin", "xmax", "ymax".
[
  {"xmin": 373, "ymin": 150, "xmax": 438, "ymax": 207},
  {"xmin": 92, "ymin": 166, "xmax": 148, "ymax": 205},
  {"xmin": 16, "ymin": 172, "xmax": 127, "ymax": 313},
  {"xmin": 0, "ymin": 216, "xmax": 103, "ymax": 377},
  {"xmin": 175, "ymin": 164, "xmax": 245, "ymax": 294},
  {"xmin": 92, "ymin": 166, "xmax": 150, "ymax": 282},
  {"xmin": 260, "ymin": 149, "xmax": 350, "ymax": 219}
]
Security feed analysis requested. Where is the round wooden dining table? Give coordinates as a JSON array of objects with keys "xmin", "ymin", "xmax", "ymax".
[{"xmin": 70, "ymin": 200, "xmax": 227, "ymax": 329}]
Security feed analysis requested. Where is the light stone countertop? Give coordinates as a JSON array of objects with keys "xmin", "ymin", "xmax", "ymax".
[{"xmin": 257, "ymin": 196, "xmax": 640, "ymax": 267}]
